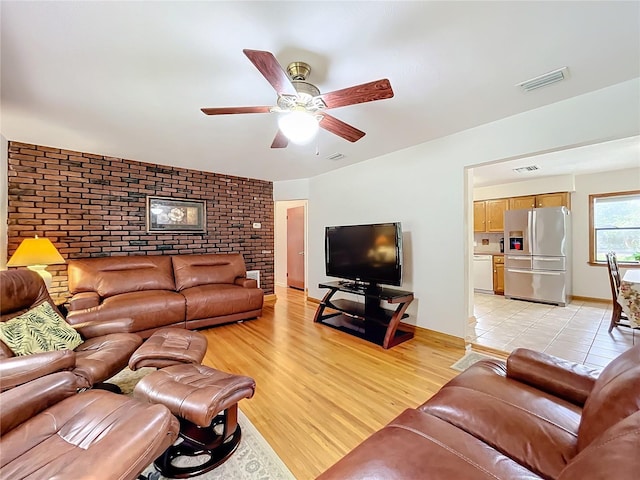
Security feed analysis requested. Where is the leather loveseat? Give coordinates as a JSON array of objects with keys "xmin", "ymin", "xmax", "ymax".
[
  {"xmin": 66, "ymin": 253, "xmax": 264, "ymax": 338},
  {"xmin": 0, "ymin": 269, "xmax": 142, "ymax": 389},
  {"xmin": 319, "ymin": 345, "xmax": 640, "ymax": 480},
  {"xmin": 0, "ymin": 368, "xmax": 179, "ymax": 479}
]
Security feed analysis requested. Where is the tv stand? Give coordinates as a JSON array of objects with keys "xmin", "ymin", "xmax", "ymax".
[{"xmin": 313, "ymin": 281, "xmax": 414, "ymax": 349}]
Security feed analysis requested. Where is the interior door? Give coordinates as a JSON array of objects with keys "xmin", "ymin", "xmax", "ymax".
[{"xmin": 287, "ymin": 206, "xmax": 305, "ymax": 290}]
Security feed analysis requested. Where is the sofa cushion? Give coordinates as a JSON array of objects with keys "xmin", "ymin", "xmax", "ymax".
[
  {"xmin": 420, "ymin": 359, "xmax": 581, "ymax": 479},
  {"xmin": 0, "ymin": 269, "xmax": 55, "ymax": 322},
  {"xmin": 577, "ymin": 345, "xmax": 640, "ymax": 451},
  {"xmin": 73, "ymin": 333, "xmax": 142, "ymax": 386},
  {"xmin": 172, "ymin": 254, "xmax": 248, "ymax": 291},
  {"xmin": 181, "ymin": 284, "xmax": 264, "ymax": 320},
  {"xmin": 66, "ymin": 290, "xmax": 186, "ymax": 332},
  {"xmin": 558, "ymin": 411, "xmax": 640, "ymax": 480},
  {"xmin": 68, "ymin": 256, "xmax": 176, "ymax": 298},
  {"xmin": 0, "ymin": 302, "xmax": 83, "ymax": 356},
  {"xmin": 318, "ymin": 408, "xmax": 543, "ymax": 480}
]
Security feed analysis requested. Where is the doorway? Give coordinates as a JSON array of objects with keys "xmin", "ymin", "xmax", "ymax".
[
  {"xmin": 274, "ymin": 200, "xmax": 307, "ymax": 291},
  {"xmin": 287, "ymin": 205, "xmax": 305, "ymax": 290}
]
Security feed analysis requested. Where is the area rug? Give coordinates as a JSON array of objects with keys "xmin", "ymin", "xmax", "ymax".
[
  {"xmin": 107, "ymin": 368, "xmax": 295, "ymax": 480},
  {"xmin": 450, "ymin": 350, "xmax": 502, "ymax": 372}
]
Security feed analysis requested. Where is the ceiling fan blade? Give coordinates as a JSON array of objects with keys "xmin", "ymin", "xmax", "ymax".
[
  {"xmin": 319, "ymin": 114, "xmax": 366, "ymax": 143},
  {"xmin": 243, "ymin": 49, "xmax": 297, "ymax": 96},
  {"xmin": 318, "ymin": 79, "xmax": 394, "ymax": 109},
  {"xmin": 271, "ymin": 129, "xmax": 289, "ymax": 149},
  {"xmin": 201, "ymin": 106, "xmax": 272, "ymax": 115}
]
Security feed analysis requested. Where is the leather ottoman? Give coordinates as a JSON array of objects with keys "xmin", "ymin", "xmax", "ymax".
[{"xmin": 134, "ymin": 363, "xmax": 256, "ymax": 478}]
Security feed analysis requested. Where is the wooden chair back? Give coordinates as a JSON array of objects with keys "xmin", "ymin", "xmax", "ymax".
[{"xmin": 606, "ymin": 251, "xmax": 622, "ymax": 298}]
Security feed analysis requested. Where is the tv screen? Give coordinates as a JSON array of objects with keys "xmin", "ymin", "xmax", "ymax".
[{"xmin": 325, "ymin": 222, "xmax": 403, "ymax": 287}]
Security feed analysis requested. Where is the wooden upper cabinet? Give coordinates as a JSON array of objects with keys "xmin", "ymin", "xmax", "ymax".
[
  {"xmin": 536, "ymin": 192, "xmax": 571, "ymax": 209},
  {"xmin": 509, "ymin": 196, "xmax": 536, "ymax": 210},
  {"xmin": 474, "ymin": 201, "xmax": 486, "ymax": 232},
  {"xmin": 508, "ymin": 192, "xmax": 571, "ymax": 210},
  {"xmin": 485, "ymin": 199, "xmax": 508, "ymax": 232}
]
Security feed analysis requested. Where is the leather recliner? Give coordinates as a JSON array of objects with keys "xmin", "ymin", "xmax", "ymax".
[
  {"xmin": 0, "ymin": 366, "xmax": 179, "ymax": 479},
  {"xmin": 0, "ymin": 269, "xmax": 142, "ymax": 389}
]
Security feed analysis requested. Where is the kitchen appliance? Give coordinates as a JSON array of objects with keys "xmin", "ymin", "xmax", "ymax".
[
  {"xmin": 473, "ymin": 254, "xmax": 494, "ymax": 293},
  {"xmin": 504, "ymin": 207, "xmax": 571, "ymax": 306}
]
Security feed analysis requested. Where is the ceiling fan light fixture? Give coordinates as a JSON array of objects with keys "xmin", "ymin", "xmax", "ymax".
[{"xmin": 278, "ymin": 110, "xmax": 319, "ymax": 144}]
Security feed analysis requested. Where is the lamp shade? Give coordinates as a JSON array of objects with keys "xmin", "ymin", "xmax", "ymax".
[{"xmin": 7, "ymin": 236, "xmax": 65, "ymax": 267}]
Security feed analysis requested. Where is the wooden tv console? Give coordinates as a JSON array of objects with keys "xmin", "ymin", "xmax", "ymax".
[{"xmin": 313, "ymin": 281, "xmax": 414, "ymax": 349}]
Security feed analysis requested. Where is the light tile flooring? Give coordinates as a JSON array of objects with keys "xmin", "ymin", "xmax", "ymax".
[{"xmin": 469, "ymin": 293, "xmax": 638, "ymax": 368}]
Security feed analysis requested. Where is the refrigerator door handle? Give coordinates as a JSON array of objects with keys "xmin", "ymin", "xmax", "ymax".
[
  {"xmin": 507, "ymin": 256, "xmax": 531, "ymax": 261},
  {"xmin": 528, "ymin": 210, "xmax": 535, "ymax": 254},
  {"xmin": 507, "ymin": 268, "xmax": 562, "ymax": 276},
  {"xmin": 536, "ymin": 257, "xmax": 561, "ymax": 261}
]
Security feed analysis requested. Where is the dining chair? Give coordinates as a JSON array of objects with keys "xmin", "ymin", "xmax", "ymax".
[{"xmin": 605, "ymin": 251, "xmax": 629, "ymax": 332}]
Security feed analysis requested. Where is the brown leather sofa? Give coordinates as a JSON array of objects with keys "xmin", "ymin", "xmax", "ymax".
[
  {"xmin": 66, "ymin": 253, "xmax": 264, "ymax": 338},
  {"xmin": 0, "ymin": 368, "xmax": 179, "ymax": 479},
  {"xmin": 0, "ymin": 269, "xmax": 142, "ymax": 389},
  {"xmin": 318, "ymin": 345, "xmax": 640, "ymax": 480}
]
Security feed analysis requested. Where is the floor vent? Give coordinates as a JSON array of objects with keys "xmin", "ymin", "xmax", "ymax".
[{"xmin": 517, "ymin": 67, "xmax": 569, "ymax": 92}]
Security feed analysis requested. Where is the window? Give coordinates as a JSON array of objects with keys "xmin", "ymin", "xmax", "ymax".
[{"xmin": 589, "ymin": 190, "xmax": 640, "ymax": 264}]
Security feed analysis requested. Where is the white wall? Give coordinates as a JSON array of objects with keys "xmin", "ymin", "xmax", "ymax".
[
  {"xmin": 0, "ymin": 135, "xmax": 7, "ymax": 269},
  {"xmin": 296, "ymin": 79, "xmax": 640, "ymax": 339},
  {"xmin": 474, "ymin": 174, "xmax": 575, "ymax": 201},
  {"xmin": 572, "ymin": 167, "xmax": 640, "ymax": 299},
  {"xmin": 274, "ymin": 200, "xmax": 307, "ymax": 287}
]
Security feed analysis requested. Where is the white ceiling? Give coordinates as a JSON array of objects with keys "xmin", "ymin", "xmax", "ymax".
[
  {"xmin": 473, "ymin": 135, "xmax": 640, "ymax": 187},
  {"xmin": 1, "ymin": 1, "xmax": 639, "ymax": 183}
]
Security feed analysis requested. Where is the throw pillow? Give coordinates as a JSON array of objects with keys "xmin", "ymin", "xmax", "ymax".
[{"xmin": 0, "ymin": 302, "xmax": 83, "ymax": 356}]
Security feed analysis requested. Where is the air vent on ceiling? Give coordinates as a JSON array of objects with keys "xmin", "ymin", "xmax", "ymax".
[
  {"xmin": 517, "ymin": 67, "xmax": 569, "ymax": 92},
  {"xmin": 326, "ymin": 153, "xmax": 345, "ymax": 161},
  {"xmin": 513, "ymin": 165, "xmax": 540, "ymax": 173}
]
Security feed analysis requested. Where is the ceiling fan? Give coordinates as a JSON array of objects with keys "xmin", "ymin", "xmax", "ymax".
[{"xmin": 201, "ymin": 49, "xmax": 394, "ymax": 148}]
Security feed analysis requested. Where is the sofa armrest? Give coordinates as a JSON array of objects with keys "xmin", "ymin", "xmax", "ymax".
[
  {"xmin": 0, "ymin": 372, "xmax": 81, "ymax": 435},
  {"xmin": 506, "ymin": 348, "xmax": 600, "ymax": 406},
  {"xmin": 71, "ymin": 317, "xmax": 137, "ymax": 338},
  {"xmin": 235, "ymin": 277, "xmax": 258, "ymax": 288},
  {"xmin": 0, "ymin": 350, "xmax": 76, "ymax": 392},
  {"xmin": 68, "ymin": 291, "xmax": 100, "ymax": 311}
]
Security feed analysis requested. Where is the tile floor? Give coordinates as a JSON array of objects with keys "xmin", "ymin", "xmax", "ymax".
[{"xmin": 469, "ymin": 293, "xmax": 638, "ymax": 368}]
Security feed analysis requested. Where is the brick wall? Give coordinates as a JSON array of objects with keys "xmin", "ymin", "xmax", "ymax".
[{"xmin": 6, "ymin": 141, "xmax": 274, "ymax": 302}]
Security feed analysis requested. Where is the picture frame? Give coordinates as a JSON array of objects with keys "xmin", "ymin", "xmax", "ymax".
[{"xmin": 146, "ymin": 196, "xmax": 206, "ymax": 233}]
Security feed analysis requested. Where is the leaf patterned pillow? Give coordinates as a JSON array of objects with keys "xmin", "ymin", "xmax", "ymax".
[{"xmin": 0, "ymin": 302, "xmax": 83, "ymax": 356}]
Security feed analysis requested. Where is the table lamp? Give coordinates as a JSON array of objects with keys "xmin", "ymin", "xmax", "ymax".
[{"xmin": 6, "ymin": 235, "xmax": 66, "ymax": 290}]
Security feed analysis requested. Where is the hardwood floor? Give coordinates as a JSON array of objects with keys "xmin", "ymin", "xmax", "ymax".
[{"xmin": 199, "ymin": 286, "xmax": 466, "ymax": 479}]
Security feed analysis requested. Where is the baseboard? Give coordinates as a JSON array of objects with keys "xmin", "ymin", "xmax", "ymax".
[
  {"xmin": 306, "ymin": 296, "xmax": 321, "ymax": 305},
  {"xmin": 414, "ymin": 326, "xmax": 466, "ymax": 349},
  {"xmin": 570, "ymin": 295, "xmax": 609, "ymax": 304},
  {"xmin": 264, "ymin": 294, "xmax": 277, "ymax": 306}
]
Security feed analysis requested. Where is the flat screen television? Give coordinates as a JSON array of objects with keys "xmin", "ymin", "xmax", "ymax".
[{"xmin": 325, "ymin": 222, "xmax": 403, "ymax": 288}]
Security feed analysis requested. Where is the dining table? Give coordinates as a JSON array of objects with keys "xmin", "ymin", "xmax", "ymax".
[{"xmin": 617, "ymin": 269, "xmax": 640, "ymax": 329}]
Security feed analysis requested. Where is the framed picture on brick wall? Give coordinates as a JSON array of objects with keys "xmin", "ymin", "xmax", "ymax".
[{"xmin": 146, "ymin": 196, "xmax": 206, "ymax": 233}]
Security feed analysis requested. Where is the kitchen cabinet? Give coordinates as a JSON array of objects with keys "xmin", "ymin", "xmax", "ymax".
[
  {"xmin": 508, "ymin": 192, "xmax": 571, "ymax": 210},
  {"xmin": 473, "ymin": 201, "xmax": 486, "ymax": 232},
  {"xmin": 474, "ymin": 199, "xmax": 507, "ymax": 232},
  {"xmin": 493, "ymin": 255, "xmax": 504, "ymax": 295},
  {"xmin": 536, "ymin": 192, "xmax": 571, "ymax": 209},
  {"xmin": 486, "ymin": 199, "xmax": 508, "ymax": 232}
]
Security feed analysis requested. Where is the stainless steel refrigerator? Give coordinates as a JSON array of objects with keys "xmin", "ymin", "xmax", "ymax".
[{"xmin": 504, "ymin": 206, "xmax": 571, "ymax": 306}]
